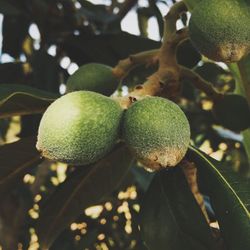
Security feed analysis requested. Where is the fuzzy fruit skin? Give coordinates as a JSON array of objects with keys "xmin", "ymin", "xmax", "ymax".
[
  {"xmin": 66, "ymin": 63, "xmax": 119, "ymax": 96},
  {"xmin": 123, "ymin": 97, "xmax": 191, "ymax": 170},
  {"xmin": 37, "ymin": 91, "xmax": 123, "ymax": 165},
  {"xmin": 189, "ymin": 0, "xmax": 250, "ymax": 62},
  {"xmin": 212, "ymin": 94, "xmax": 250, "ymax": 132}
]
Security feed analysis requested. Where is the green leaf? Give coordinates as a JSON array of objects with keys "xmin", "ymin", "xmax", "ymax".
[
  {"xmin": 187, "ymin": 146, "xmax": 250, "ymax": 250},
  {"xmin": 0, "ymin": 63, "xmax": 26, "ymax": 84},
  {"xmin": 75, "ymin": 229, "xmax": 99, "ymax": 250},
  {"xmin": 140, "ymin": 167, "xmax": 217, "ymax": 250},
  {"xmin": 0, "ymin": 0, "xmax": 23, "ymax": 15},
  {"xmin": 2, "ymin": 16, "xmax": 30, "ymax": 58},
  {"xmin": 231, "ymin": 55, "xmax": 250, "ymax": 171},
  {"xmin": 0, "ymin": 137, "xmax": 41, "ymax": 192},
  {"xmin": 0, "ymin": 84, "xmax": 59, "ymax": 118},
  {"xmin": 194, "ymin": 62, "xmax": 230, "ymax": 84},
  {"xmin": 78, "ymin": 0, "xmax": 117, "ymax": 25},
  {"xmin": 31, "ymin": 50, "xmax": 61, "ymax": 93},
  {"xmin": 177, "ymin": 39, "xmax": 201, "ymax": 69},
  {"xmin": 63, "ymin": 32, "xmax": 160, "ymax": 66},
  {"xmin": 36, "ymin": 144, "xmax": 134, "ymax": 249}
]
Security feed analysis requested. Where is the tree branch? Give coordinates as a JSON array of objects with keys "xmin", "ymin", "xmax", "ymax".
[
  {"xmin": 180, "ymin": 66, "xmax": 222, "ymax": 100},
  {"xmin": 163, "ymin": 1, "xmax": 188, "ymax": 41},
  {"xmin": 181, "ymin": 160, "xmax": 210, "ymax": 224},
  {"xmin": 112, "ymin": 49, "xmax": 159, "ymax": 79}
]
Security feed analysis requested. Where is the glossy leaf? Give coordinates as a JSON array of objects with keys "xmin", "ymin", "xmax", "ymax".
[
  {"xmin": 187, "ymin": 146, "xmax": 250, "ymax": 250},
  {"xmin": 36, "ymin": 144, "xmax": 134, "ymax": 249},
  {"xmin": 140, "ymin": 167, "xmax": 217, "ymax": 250},
  {"xmin": 0, "ymin": 137, "xmax": 41, "ymax": 192},
  {"xmin": 0, "ymin": 84, "xmax": 59, "ymax": 118}
]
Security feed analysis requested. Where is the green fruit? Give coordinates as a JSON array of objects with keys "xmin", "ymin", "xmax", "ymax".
[
  {"xmin": 37, "ymin": 91, "xmax": 123, "ymax": 165},
  {"xmin": 66, "ymin": 63, "xmax": 119, "ymax": 96},
  {"xmin": 212, "ymin": 94, "xmax": 250, "ymax": 131},
  {"xmin": 123, "ymin": 97, "xmax": 191, "ymax": 170},
  {"xmin": 189, "ymin": 0, "xmax": 250, "ymax": 62}
]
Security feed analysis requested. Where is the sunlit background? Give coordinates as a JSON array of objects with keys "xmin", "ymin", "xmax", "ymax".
[{"xmin": 0, "ymin": 0, "xmax": 246, "ymax": 249}]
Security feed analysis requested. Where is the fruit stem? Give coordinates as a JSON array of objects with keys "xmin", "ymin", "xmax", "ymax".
[
  {"xmin": 113, "ymin": 29, "xmax": 188, "ymax": 109},
  {"xmin": 181, "ymin": 160, "xmax": 210, "ymax": 224},
  {"xmin": 180, "ymin": 66, "xmax": 222, "ymax": 101},
  {"xmin": 113, "ymin": 2, "xmax": 189, "ymax": 108}
]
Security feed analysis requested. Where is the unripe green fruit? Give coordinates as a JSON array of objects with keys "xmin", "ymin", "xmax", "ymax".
[
  {"xmin": 212, "ymin": 94, "xmax": 250, "ymax": 132},
  {"xmin": 123, "ymin": 97, "xmax": 191, "ymax": 170},
  {"xmin": 36, "ymin": 91, "xmax": 123, "ymax": 165},
  {"xmin": 66, "ymin": 63, "xmax": 119, "ymax": 96},
  {"xmin": 189, "ymin": 0, "xmax": 250, "ymax": 62}
]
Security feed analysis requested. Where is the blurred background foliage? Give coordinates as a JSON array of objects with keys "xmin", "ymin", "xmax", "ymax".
[{"xmin": 0, "ymin": 0, "xmax": 249, "ymax": 249}]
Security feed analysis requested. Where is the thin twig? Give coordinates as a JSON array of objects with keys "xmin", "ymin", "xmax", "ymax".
[
  {"xmin": 117, "ymin": 0, "xmax": 139, "ymax": 20},
  {"xmin": 180, "ymin": 66, "xmax": 222, "ymax": 100}
]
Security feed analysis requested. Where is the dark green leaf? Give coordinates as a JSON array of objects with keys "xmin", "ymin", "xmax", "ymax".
[
  {"xmin": 187, "ymin": 146, "xmax": 250, "ymax": 250},
  {"xmin": 123, "ymin": 64, "xmax": 158, "ymax": 88},
  {"xmin": 0, "ymin": 63, "xmax": 26, "ymax": 84},
  {"xmin": 0, "ymin": 0, "xmax": 23, "ymax": 15},
  {"xmin": 131, "ymin": 165, "xmax": 154, "ymax": 192},
  {"xmin": 31, "ymin": 50, "xmax": 60, "ymax": 93},
  {"xmin": 0, "ymin": 137, "xmax": 41, "ymax": 192},
  {"xmin": 78, "ymin": 0, "xmax": 117, "ymax": 26},
  {"xmin": 19, "ymin": 114, "xmax": 42, "ymax": 138},
  {"xmin": 177, "ymin": 39, "xmax": 201, "ymax": 68},
  {"xmin": 36, "ymin": 144, "xmax": 134, "ymax": 249},
  {"xmin": 194, "ymin": 62, "xmax": 235, "ymax": 92},
  {"xmin": 2, "ymin": 16, "xmax": 30, "ymax": 58},
  {"xmin": 63, "ymin": 32, "xmax": 160, "ymax": 66},
  {"xmin": 140, "ymin": 167, "xmax": 217, "ymax": 250},
  {"xmin": 50, "ymin": 229, "xmax": 76, "ymax": 250},
  {"xmin": 0, "ymin": 84, "xmax": 59, "ymax": 118},
  {"xmin": 75, "ymin": 229, "xmax": 99, "ymax": 250},
  {"xmin": 18, "ymin": 50, "xmax": 61, "ymax": 137},
  {"xmin": 194, "ymin": 62, "xmax": 226, "ymax": 83}
]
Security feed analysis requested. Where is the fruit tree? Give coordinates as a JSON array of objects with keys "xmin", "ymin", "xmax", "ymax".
[{"xmin": 0, "ymin": 0, "xmax": 249, "ymax": 249}]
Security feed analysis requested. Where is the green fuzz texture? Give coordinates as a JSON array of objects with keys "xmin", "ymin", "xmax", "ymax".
[
  {"xmin": 123, "ymin": 97, "xmax": 191, "ymax": 171},
  {"xmin": 189, "ymin": 0, "xmax": 250, "ymax": 62},
  {"xmin": 66, "ymin": 63, "xmax": 119, "ymax": 96},
  {"xmin": 37, "ymin": 91, "xmax": 123, "ymax": 165},
  {"xmin": 212, "ymin": 94, "xmax": 250, "ymax": 132}
]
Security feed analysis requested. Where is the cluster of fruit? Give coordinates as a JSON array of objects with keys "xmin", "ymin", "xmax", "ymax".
[
  {"xmin": 36, "ymin": 64, "xmax": 191, "ymax": 170},
  {"xmin": 36, "ymin": 0, "xmax": 250, "ymax": 170}
]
